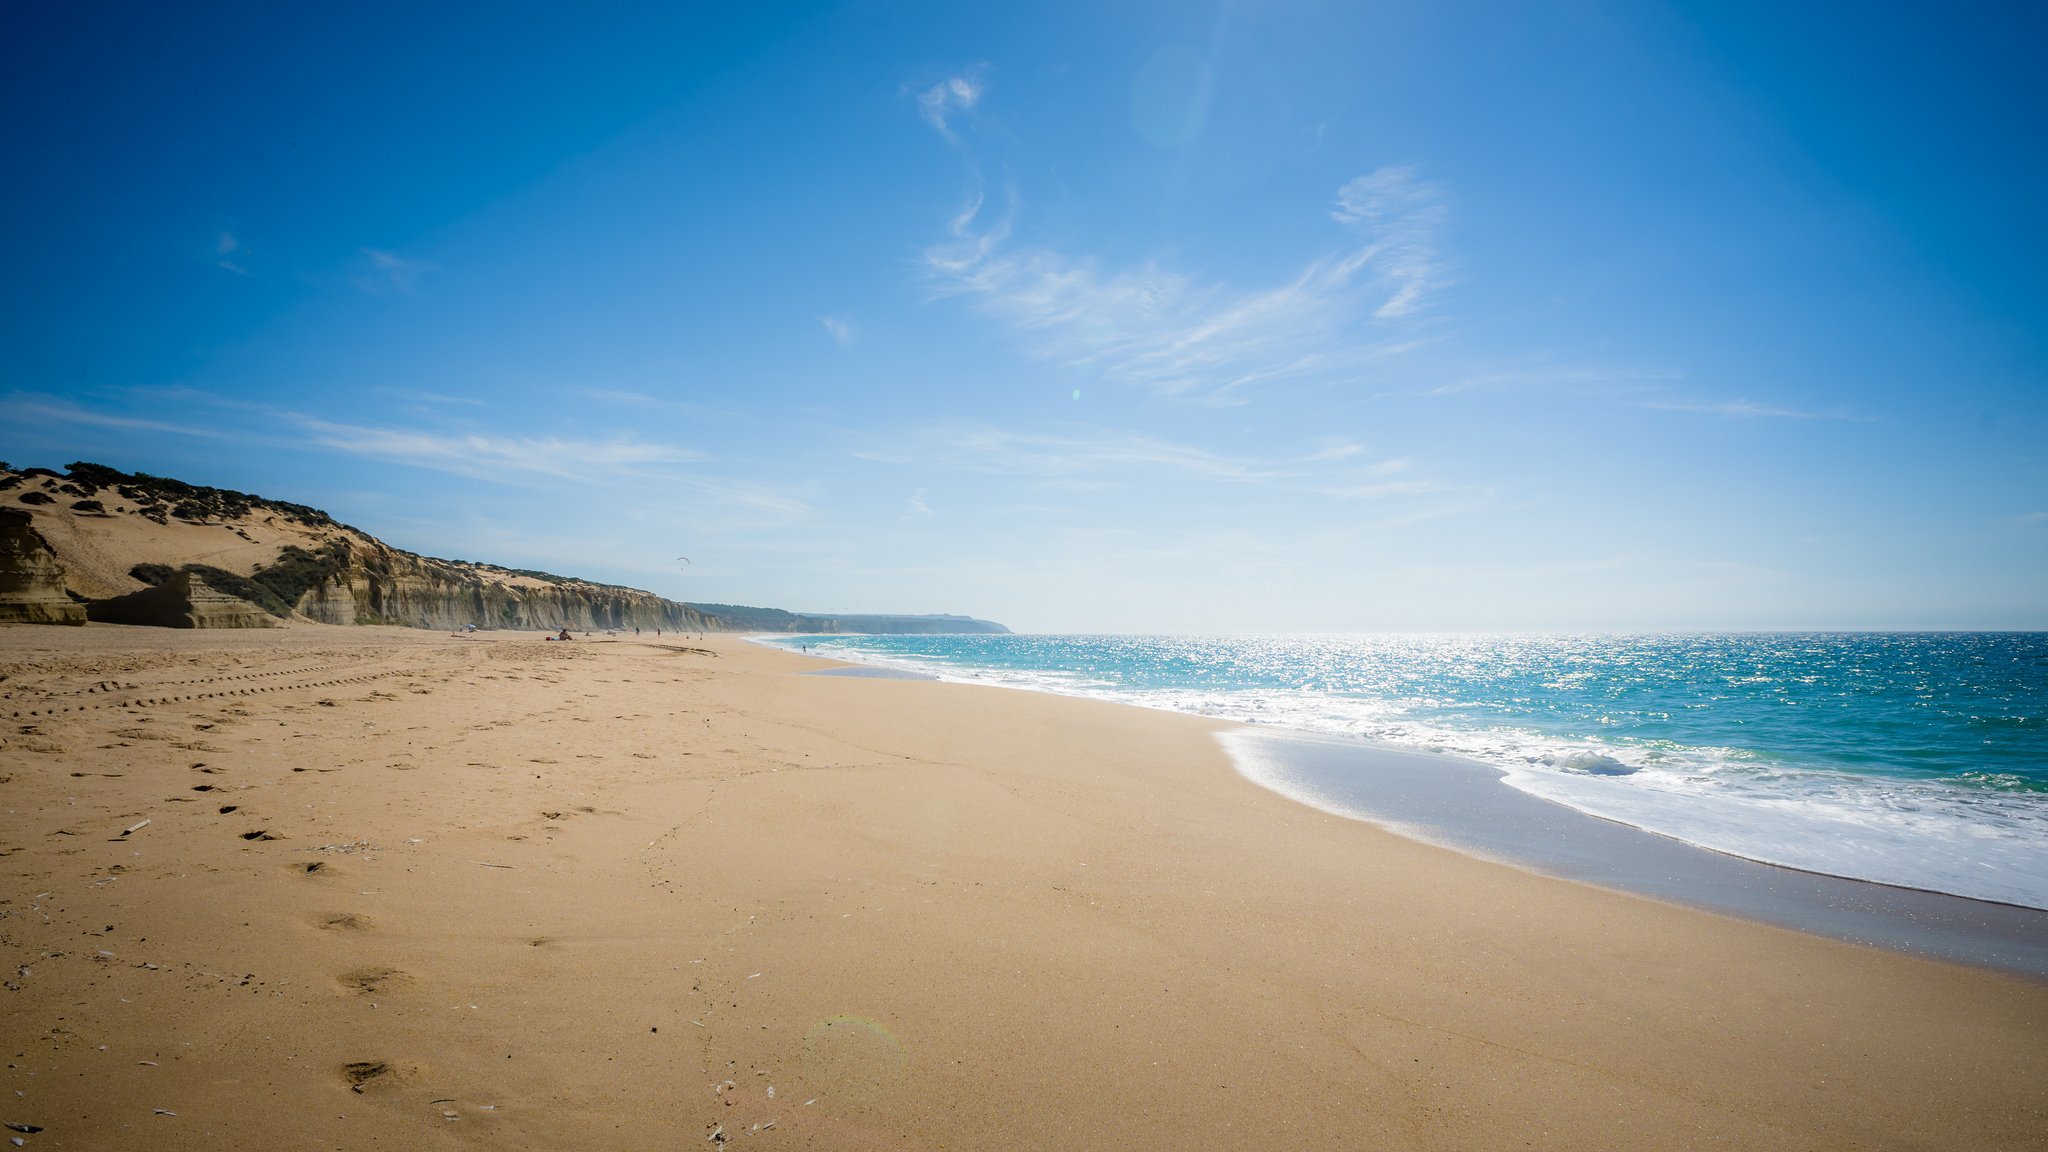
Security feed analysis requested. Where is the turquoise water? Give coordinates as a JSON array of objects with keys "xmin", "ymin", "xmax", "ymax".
[{"xmin": 765, "ymin": 633, "xmax": 2048, "ymax": 908}]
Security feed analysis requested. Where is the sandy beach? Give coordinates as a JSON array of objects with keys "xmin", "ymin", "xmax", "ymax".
[{"xmin": 2, "ymin": 625, "xmax": 2043, "ymax": 1151}]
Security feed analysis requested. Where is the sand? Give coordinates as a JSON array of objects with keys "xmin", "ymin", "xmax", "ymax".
[{"xmin": 1, "ymin": 625, "xmax": 2043, "ymax": 1150}]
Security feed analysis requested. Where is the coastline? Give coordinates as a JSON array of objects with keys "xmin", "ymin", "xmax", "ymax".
[{"xmin": 3, "ymin": 625, "xmax": 2045, "ymax": 1150}]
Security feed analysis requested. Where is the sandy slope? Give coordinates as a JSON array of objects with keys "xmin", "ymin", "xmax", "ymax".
[
  {"xmin": 4, "ymin": 467, "xmax": 608, "ymax": 601},
  {"xmin": 15, "ymin": 501, "xmax": 318, "ymax": 601},
  {"xmin": 0, "ymin": 625, "xmax": 2042, "ymax": 1150}
]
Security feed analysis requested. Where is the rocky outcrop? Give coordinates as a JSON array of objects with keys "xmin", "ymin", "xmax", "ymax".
[
  {"xmin": 87, "ymin": 570, "xmax": 278, "ymax": 629},
  {"xmin": 0, "ymin": 509, "xmax": 87, "ymax": 625}
]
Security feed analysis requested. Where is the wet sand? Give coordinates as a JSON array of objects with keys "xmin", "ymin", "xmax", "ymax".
[
  {"xmin": 1225, "ymin": 728, "xmax": 2048, "ymax": 977},
  {"xmin": 2, "ymin": 626, "xmax": 2044, "ymax": 1150}
]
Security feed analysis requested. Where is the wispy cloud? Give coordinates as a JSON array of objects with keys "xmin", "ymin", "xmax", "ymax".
[
  {"xmin": 904, "ymin": 488, "xmax": 933, "ymax": 519},
  {"xmin": 287, "ymin": 417, "xmax": 813, "ymax": 515},
  {"xmin": 577, "ymin": 388, "xmax": 730, "ymax": 418},
  {"xmin": 914, "ymin": 72, "xmax": 984, "ymax": 142},
  {"xmin": 2017, "ymin": 511, "xmax": 2048, "ymax": 526},
  {"xmin": 351, "ymin": 248, "xmax": 438, "ymax": 294},
  {"xmin": 1305, "ymin": 439, "xmax": 1365, "ymax": 463},
  {"xmin": 1424, "ymin": 364, "xmax": 1683, "ymax": 398},
  {"xmin": 1646, "ymin": 398, "xmax": 1873, "ymax": 421},
  {"xmin": 7, "ymin": 388, "xmax": 810, "ymax": 516},
  {"xmin": 299, "ymin": 414, "xmax": 823, "ymax": 512},
  {"xmin": 860, "ymin": 423, "xmax": 1287, "ymax": 481},
  {"xmin": 0, "ymin": 392, "xmax": 235, "ymax": 440},
  {"xmin": 921, "ymin": 164, "xmax": 1451, "ymax": 403},
  {"xmin": 858, "ymin": 422, "xmax": 1428, "ymax": 502},
  {"xmin": 215, "ymin": 230, "xmax": 249, "ymax": 276},
  {"xmin": 819, "ymin": 316, "xmax": 855, "ymax": 346},
  {"xmin": 290, "ymin": 417, "xmax": 698, "ymax": 479},
  {"xmin": 1415, "ymin": 364, "xmax": 1845, "ymax": 426},
  {"xmin": 372, "ymin": 386, "xmax": 487, "ymax": 408},
  {"xmin": 1331, "ymin": 166, "xmax": 1448, "ymax": 319}
]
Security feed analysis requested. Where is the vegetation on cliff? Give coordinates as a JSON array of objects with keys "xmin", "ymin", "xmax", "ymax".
[{"xmin": 128, "ymin": 540, "xmax": 351, "ymax": 619}]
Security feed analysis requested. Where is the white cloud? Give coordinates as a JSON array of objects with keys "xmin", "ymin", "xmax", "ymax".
[
  {"xmin": 372, "ymin": 387, "xmax": 488, "ymax": 407},
  {"xmin": 1425, "ymin": 364, "xmax": 1683, "ymax": 397},
  {"xmin": 290, "ymin": 417, "xmax": 698, "ymax": 479},
  {"xmin": 916, "ymin": 73, "xmax": 983, "ymax": 141},
  {"xmin": 351, "ymin": 248, "xmax": 438, "ymax": 294},
  {"xmin": 215, "ymin": 230, "xmax": 249, "ymax": 276},
  {"xmin": 13, "ymin": 385, "xmax": 809, "ymax": 517},
  {"xmin": 578, "ymin": 388, "xmax": 729, "ymax": 418},
  {"xmin": 1313, "ymin": 478, "xmax": 1439, "ymax": 501},
  {"xmin": 0, "ymin": 392, "xmax": 235, "ymax": 439},
  {"xmin": 1646, "ymin": 398, "xmax": 1871, "ymax": 421},
  {"xmin": 293, "ymin": 416, "xmax": 816, "ymax": 516},
  {"xmin": 921, "ymin": 166, "xmax": 1451, "ymax": 403},
  {"xmin": 820, "ymin": 316, "xmax": 855, "ymax": 346},
  {"xmin": 859, "ymin": 422, "xmax": 1424, "ymax": 501},
  {"xmin": 860, "ymin": 423, "xmax": 1285, "ymax": 482},
  {"xmin": 905, "ymin": 488, "xmax": 933, "ymax": 519},
  {"xmin": 1331, "ymin": 165, "xmax": 1448, "ymax": 318}
]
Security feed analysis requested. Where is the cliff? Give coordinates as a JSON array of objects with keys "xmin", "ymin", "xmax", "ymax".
[
  {"xmin": 0, "ymin": 508, "xmax": 87, "ymax": 625},
  {"xmin": 0, "ymin": 462, "xmax": 1008, "ymax": 635}
]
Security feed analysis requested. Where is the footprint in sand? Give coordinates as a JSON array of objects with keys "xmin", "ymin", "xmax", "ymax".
[
  {"xmin": 341, "ymin": 1060, "xmax": 390, "ymax": 1093},
  {"xmin": 321, "ymin": 912, "xmax": 372, "ymax": 931},
  {"xmin": 337, "ymin": 966, "xmax": 407, "ymax": 995}
]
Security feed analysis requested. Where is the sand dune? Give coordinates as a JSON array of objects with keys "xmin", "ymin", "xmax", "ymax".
[{"xmin": 1, "ymin": 625, "xmax": 2043, "ymax": 1150}]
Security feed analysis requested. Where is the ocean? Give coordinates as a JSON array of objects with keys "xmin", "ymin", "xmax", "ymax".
[{"xmin": 764, "ymin": 633, "xmax": 2048, "ymax": 911}]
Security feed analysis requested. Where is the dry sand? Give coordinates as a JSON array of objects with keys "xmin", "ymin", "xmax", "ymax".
[{"xmin": 1, "ymin": 625, "xmax": 2043, "ymax": 1150}]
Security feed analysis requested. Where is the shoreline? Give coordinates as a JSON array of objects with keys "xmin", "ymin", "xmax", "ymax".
[
  {"xmin": 767, "ymin": 635, "xmax": 2048, "ymax": 943},
  {"xmin": 1224, "ymin": 727, "xmax": 2048, "ymax": 979},
  {"xmin": 4, "ymin": 624, "xmax": 2046, "ymax": 1149}
]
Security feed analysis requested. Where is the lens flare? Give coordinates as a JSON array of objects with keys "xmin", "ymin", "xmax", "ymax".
[{"xmin": 801, "ymin": 1016, "xmax": 907, "ymax": 1102}]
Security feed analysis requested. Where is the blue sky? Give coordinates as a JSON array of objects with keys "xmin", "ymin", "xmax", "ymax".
[{"xmin": 5, "ymin": 1, "xmax": 2044, "ymax": 631}]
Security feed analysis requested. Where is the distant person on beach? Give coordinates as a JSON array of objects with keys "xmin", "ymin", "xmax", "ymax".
[{"xmin": 555, "ymin": 627, "xmax": 573, "ymax": 641}]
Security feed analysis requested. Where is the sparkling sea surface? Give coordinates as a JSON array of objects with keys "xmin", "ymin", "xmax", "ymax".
[{"xmin": 765, "ymin": 633, "xmax": 2048, "ymax": 909}]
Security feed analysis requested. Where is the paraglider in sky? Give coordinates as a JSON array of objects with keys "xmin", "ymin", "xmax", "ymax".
[{"xmin": 676, "ymin": 556, "xmax": 691, "ymax": 568}]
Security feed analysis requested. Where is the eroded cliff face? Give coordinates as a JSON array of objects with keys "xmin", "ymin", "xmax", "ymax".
[
  {"xmin": 294, "ymin": 539, "xmax": 717, "ymax": 632},
  {"xmin": 0, "ymin": 509, "xmax": 87, "ymax": 625},
  {"xmin": 87, "ymin": 570, "xmax": 278, "ymax": 629}
]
